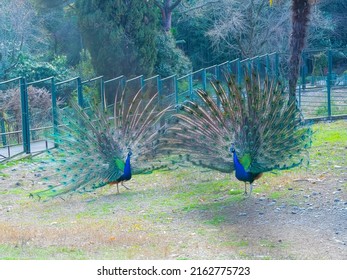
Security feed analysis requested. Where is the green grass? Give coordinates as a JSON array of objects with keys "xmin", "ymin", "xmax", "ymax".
[
  {"xmin": 0, "ymin": 244, "xmax": 87, "ymax": 260},
  {"xmin": 0, "ymin": 157, "xmax": 34, "ymax": 171},
  {"xmin": 311, "ymin": 121, "xmax": 347, "ymax": 146},
  {"xmin": 259, "ymin": 239, "xmax": 289, "ymax": 249},
  {"xmin": 306, "ymin": 120, "xmax": 347, "ymax": 173},
  {"xmin": 222, "ymin": 240, "xmax": 249, "ymax": 247},
  {"xmin": 204, "ymin": 215, "xmax": 226, "ymax": 226}
]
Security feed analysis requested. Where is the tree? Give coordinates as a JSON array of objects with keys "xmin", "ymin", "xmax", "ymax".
[
  {"xmin": 153, "ymin": 1, "xmax": 193, "ymax": 77},
  {"xmin": 287, "ymin": 0, "xmax": 312, "ymax": 100},
  {"xmin": 154, "ymin": 0, "xmax": 183, "ymax": 31},
  {"xmin": 319, "ymin": 0, "xmax": 347, "ymax": 49},
  {"xmin": 32, "ymin": 0, "xmax": 82, "ymax": 65},
  {"xmin": 155, "ymin": 32, "xmax": 192, "ymax": 76},
  {"xmin": 76, "ymin": 0, "xmax": 158, "ymax": 79},
  {"xmin": 0, "ymin": 0, "xmax": 50, "ymax": 79},
  {"xmin": 174, "ymin": 1, "xmax": 228, "ymax": 68},
  {"xmin": 205, "ymin": 0, "xmax": 293, "ymax": 58}
]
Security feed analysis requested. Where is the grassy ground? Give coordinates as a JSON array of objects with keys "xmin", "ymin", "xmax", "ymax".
[{"xmin": 0, "ymin": 120, "xmax": 346, "ymax": 260}]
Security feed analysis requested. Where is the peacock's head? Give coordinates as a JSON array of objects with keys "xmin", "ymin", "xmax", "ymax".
[
  {"xmin": 229, "ymin": 144, "xmax": 235, "ymax": 154},
  {"xmin": 127, "ymin": 147, "xmax": 133, "ymax": 157}
]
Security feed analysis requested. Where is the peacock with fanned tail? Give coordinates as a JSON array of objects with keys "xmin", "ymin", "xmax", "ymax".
[
  {"xmin": 158, "ymin": 73, "xmax": 312, "ymax": 194},
  {"xmin": 31, "ymin": 88, "xmax": 170, "ymax": 199}
]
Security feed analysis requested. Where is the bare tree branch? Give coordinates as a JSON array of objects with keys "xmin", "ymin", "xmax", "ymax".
[
  {"xmin": 169, "ymin": 0, "xmax": 183, "ymax": 11},
  {"xmin": 180, "ymin": 0, "xmax": 221, "ymax": 14}
]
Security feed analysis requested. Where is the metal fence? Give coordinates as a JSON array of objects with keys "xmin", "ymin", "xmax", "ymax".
[
  {"xmin": 298, "ymin": 49, "xmax": 347, "ymax": 118},
  {"xmin": 0, "ymin": 49, "xmax": 346, "ymax": 160}
]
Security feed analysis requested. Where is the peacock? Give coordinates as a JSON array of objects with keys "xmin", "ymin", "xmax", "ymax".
[
  {"xmin": 158, "ymin": 72, "xmax": 312, "ymax": 194},
  {"xmin": 30, "ymin": 88, "xmax": 170, "ymax": 199}
]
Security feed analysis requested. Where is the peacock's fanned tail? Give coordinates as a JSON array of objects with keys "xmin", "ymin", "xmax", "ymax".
[
  {"xmin": 160, "ymin": 72, "xmax": 312, "ymax": 174},
  {"xmin": 158, "ymin": 86, "xmax": 235, "ymax": 173},
  {"xmin": 232, "ymin": 73, "xmax": 312, "ymax": 173},
  {"xmin": 32, "ymin": 87, "xmax": 171, "ymax": 199},
  {"xmin": 31, "ymin": 101, "xmax": 123, "ymax": 199}
]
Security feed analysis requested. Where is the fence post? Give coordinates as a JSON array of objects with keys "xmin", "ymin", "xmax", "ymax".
[
  {"xmin": 77, "ymin": 77, "xmax": 83, "ymax": 108},
  {"xmin": 265, "ymin": 54, "xmax": 270, "ymax": 76},
  {"xmin": 301, "ymin": 52, "xmax": 306, "ymax": 90},
  {"xmin": 20, "ymin": 77, "xmax": 30, "ymax": 154},
  {"xmin": 327, "ymin": 49, "xmax": 332, "ymax": 118},
  {"xmin": 51, "ymin": 77, "xmax": 58, "ymax": 144},
  {"xmin": 298, "ymin": 85, "xmax": 302, "ymax": 109},
  {"xmin": 237, "ymin": 59, "xmax": 242, "ymax": 85},
  {"xmin": 299, "ymin": 52, "xmax": 306, "ymax": 107},
  {"xmin": 0, "ymin": 115, "xmax": 6, "ymax": 146},
  {"xmin": 247, "ymin": 58, "xmax": 252, "ymax": 77},
  {"xmin": 255, "ymin": 56, "xmax": 260, "ymax": 74},
  {"xmin": 202, "ymin": 68, "xmax": 207, "ymax": 91},
  {"xmin": 157, "ymin": 75, "xmax": 162, "ymax": 108},
  {"xmin": 227, "ymin": 61, "xmax": 231, "ymax": 74},
  {"xmin": 100, "ymin": 76, "xmax": 105, "ymax": 111},
  {"xmin": 188, "ymin": 73, "xmax": 193, "ymax": 100},
  {"xmin": 174, "ymin": 75, "xmax": 179, "ymax": 107},
  {"xmin": 215, "ymin": 65, "xmax": 221, "ymax": 107}
]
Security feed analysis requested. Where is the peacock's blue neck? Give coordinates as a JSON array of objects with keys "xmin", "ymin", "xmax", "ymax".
[
  {"xmin": 123, "ymin": 153, "xmax": 132, "ymax": 180},
  {"xmin": 233, "ymin": 151, "xmax": 253, "ymax": 183}
]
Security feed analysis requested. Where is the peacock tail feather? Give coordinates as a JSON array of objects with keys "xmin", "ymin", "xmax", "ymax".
[
  {"xmin": 32, "ymin": 87, "xmax": 171, "ymax": 199},
  {"xmin": 159, "ymin": 72, "xmax": 312, "ymax": 175}
]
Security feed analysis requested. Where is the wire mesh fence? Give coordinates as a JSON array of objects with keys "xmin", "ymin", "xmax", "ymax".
[
  {"xmin": 297, "ymin": 49, "xmax": 347, "ymax": 118},
  {"xmin": 0, "ymin": 78, "xmax": 22, "ymax": 158},
  {"xmin": 0, "ymin": 49, "xmax": 346, "ymax": 160}
]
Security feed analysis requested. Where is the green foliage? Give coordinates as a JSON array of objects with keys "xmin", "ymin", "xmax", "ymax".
[
  {"xmin": 155, "ymin": 33, "xmax": 192, "ymax": 77},
  {"xmin": 314, "ymin": 104, "xmax": 329, "ymax": 117},
  {"xmin": 314, "ymin": 101, "xmax": 347, "ymax": 117},
  {"xmin": 32, "ymin": 0, "xmax": 82, "ymax": 65},
  {"xmin": 312, "ymin": 53, "xmax": 328, "ymax": 76},
  {"xmin": 0, "ymin": 85, "xmax": 59, "ymax": 142},
  {"xmin": 75, "ymin": 49, "xmax": 95, "ymax": 80},
  {"xmin": 174, "ymin": 11, "xmax": 227, "ymax": 69},
  {"xmin": 75, "ymin": 0, "xmax": 158, "ymax": 79},
  {"xmin": 9, "ymin": 54, "xmax": 72, "ymax": 82},
  {"xmin": 319, "ymin": 0, "xmax": 347, "ymax": 49}
]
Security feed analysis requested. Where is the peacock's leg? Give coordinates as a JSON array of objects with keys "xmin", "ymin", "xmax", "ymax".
[
  {"xmin": 249, "ymin": 183, "xmax": 253, "ymax": 197},
  {"xmin": 116, "ymin": 183, "xmax": 119, "ymax": 194},
  {"xmin": 244, "ymin": 182, "xmax": 247, "ymax": 195},
  {"xmin": 121, "ymin": 182, "xmax": 130, "ymax": 190}
]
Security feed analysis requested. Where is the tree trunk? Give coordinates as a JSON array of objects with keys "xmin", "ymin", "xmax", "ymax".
[
  {"xmin": 288, "ymin": 0, "xmax": 311, "ymax": 103},
  {"xmin": 155, "ymin": 0, "xmax": 182, "ymax": 32},
  {"xmin": 163, "ymin": 5, "xmax": 172, "ymax": 32}
]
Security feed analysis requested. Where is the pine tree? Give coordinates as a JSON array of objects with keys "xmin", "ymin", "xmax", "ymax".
[{"xmin": 75, "ymin": 0, "xmax": 158, "ymax": 79}]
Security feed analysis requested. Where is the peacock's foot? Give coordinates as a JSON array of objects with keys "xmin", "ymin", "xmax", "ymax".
[{"xmin": 122, "ymin": 185, "xmax": 130, "ymax": 190}]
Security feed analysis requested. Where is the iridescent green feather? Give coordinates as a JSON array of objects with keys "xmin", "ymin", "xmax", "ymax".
[{"xmin": 115, "ymin": 158, "xmax": 125, "ymax": 170}]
